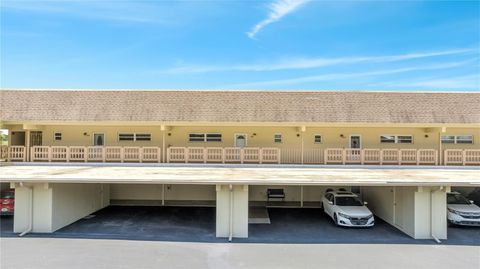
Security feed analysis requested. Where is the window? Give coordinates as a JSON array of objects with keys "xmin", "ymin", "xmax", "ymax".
[
  {"xmin": 274, "ymin": 133, "xmax": 282, "ymax": 143},
  {"xmin": 380, "ymin": 135, "xmax": 395, "ymax": 143},
  {"xmin": 442, "ymin": 135, "xmax": 473, "ymax": 144},
  {"xmin": 380, "ymin": 135, "xmax": 413, "ymax": 144},
  {"xmin": 189, "ymin": 134, "xmax": 205, "ymax": 142},
  {"xmin": 54, "ymin": 132, "xmax": 62, "ymax": 141},
  {"xmin": 456, "ymin": 135, "xmax": 473, "ymax": 144},
  {"xmin": 206, "ymin": 133, "xmax": 222, "ymax": 142},
  {"xmin": 189, "ymin": 133, "xmax": 222, "ymax": 142},
  {"xmin": 441, "ymin": 135, "xmax": 455, "ymax": 144},
  {"xmin": 119, "ymin": 133, "xmax": 135, "ymax": 141},
  {"xmin": 397, "ymin": 135, "xmax": 413, "ymax": 144},
  {"xmin": 135, "ymin": 134, "xmax": 151, "ymax": 141},
  {"xmin": 314, "ymin": 135, "xmax": 322, "ymax": 144},
  {"xmin": 118, "ymin": 133, "xmax": 151, "ymax": 142}
]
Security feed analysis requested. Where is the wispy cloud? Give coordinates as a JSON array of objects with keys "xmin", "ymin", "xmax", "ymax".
[
  {"xmin": 1, "ymin": 1, "xmax": 175, "ymax": 24},
  {"xmin": 247, "ymin": 0, "xmax": 311, "ymax": 39},
  {"xmin": 374, "ymin": 74, "xmax": 480, "ymax": 90},
  {"xmin": 225, "ymin": 59, "xmax": 475, "ymax": 88},
  {"xmin": 163, "ymin": 48, "xmax": 475, "ymax": 74}
]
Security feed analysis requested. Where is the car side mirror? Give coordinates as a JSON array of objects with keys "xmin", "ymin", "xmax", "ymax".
[
  {"xmin": 470, "ymin": 200, "xmax": 475, "ymax": 204},
  {"xmin": 328, "ymin": 201, "xmax": 333, "ymax": 205},
  {"xmin": 363, "ymin": 201, "xmax": 368, "ymax": 205}
]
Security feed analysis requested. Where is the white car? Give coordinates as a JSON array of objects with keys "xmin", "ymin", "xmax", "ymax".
[
  {"xmin": 447, "ymin": 192, "xmax": 480, "ymax": 226},
  {"xmin": 321, "ymin": 190, "xmax": 374, "ymax": 227}
]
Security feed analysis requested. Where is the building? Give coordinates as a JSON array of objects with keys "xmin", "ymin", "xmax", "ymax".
[{"xmin": 0, "ymin": 89, "xmax": 479, "ymax": 240}]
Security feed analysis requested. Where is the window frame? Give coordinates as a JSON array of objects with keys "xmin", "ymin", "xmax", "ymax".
[
  {"xmin": 206, "ymin": 133, "xmax": 222, "ymax": 142},
  {"xmin": 118, "ymin": 133, "xmax": 152, "ymax": 142},
  {"xmin": 456, "ymin": 135, "xmax": 473, "ymax": 144},
  {"xmin": 274, "ymin": 133, "xmax": 282, "ymax": 143},
  {"xmin": 397, "ymin": 135, "xmax": 413, "ymax": 144},
  {"xmin": 440, "ymin": 135, "xmax": 455, "ymax": 144},
  {"xmin": 53, "ymin": 132, "xmax": 62, "ymax": 141},
  {"xmin": 442, "ymin": 135, "xmax": 474, "ymax": 144},
  {"xmin": 380, "ymin": 135, "xmax": 396, "ymax": 143},
  {"xmin": 380, "ymin": 135, "xmax": 413, "ymax": 144},
  {"xmin": 314, "ymin": 134, "xmax": 322, "ymax": 144},
  {"xmin": 118, "ymin": 133, "xmax": 135, "ymax": 141},
  {"xmin": 135, "ymin": 133, "xmax": 152, "ymax": 141},
  {"xmin": 189, "ymin": 133, "xmax": 222, "ymax": 142}
]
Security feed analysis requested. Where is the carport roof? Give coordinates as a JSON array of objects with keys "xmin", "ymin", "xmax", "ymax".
[{"xmin": 1, "ymin": 163, "xmax": 479, "ymax": 186}]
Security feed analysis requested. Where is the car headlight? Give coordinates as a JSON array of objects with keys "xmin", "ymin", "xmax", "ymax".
[
  {"xmin": 448, "ymin": 208, "xmax": 461, "ymax": 215},
  {"xmin": 366, "ymin": 214, "xmax": 373, "ymax": 219},
  {"xmin": 337, "ymin": 212, "xmax": 351, "ymax": 219}
]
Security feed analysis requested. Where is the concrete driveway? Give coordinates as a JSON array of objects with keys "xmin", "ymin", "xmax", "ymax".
[{"xmin": 1, "ymin": 238, "xmax": 479, "ymax": 269}]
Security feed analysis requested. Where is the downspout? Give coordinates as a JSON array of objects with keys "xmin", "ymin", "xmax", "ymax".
[
  {"xmin": 430, "ymin": 186, "xmax": 443, "ymax": 244},
  {"xmin": 228, "ymin": 184, "xmax": 233, "ymax": 242},
  {"xmin": 19, "ymin": 183, "xmax": 33, "ymax": 237}
]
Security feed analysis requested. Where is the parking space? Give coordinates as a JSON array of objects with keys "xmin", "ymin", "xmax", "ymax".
[{"xmin": 1, "ymin": 206, "xmax": 478, "ymax": 245}]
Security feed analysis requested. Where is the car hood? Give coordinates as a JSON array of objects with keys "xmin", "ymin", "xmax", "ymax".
[
  {"xmin": 337, "ymin": 206, "xmax": 372, "ymax": 217},
  {"xmin": 448, "ymin": 204, "xmax": 480, "ymax": 213}
]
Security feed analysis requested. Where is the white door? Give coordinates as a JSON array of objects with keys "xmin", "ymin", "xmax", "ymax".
[
  {"xmin": 93, "ymin": 133, "xmax": 105, "ymax": 146},
  {"xmin": 349, "ymin": 135, "xmax": 361, "ymax": 161},
  {"xmin": 234, "ymin": 134, "xmax": 247, "ymax": 148}
]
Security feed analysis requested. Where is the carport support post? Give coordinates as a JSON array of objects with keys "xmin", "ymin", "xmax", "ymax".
[
  {"xmin": 431, "ymin": 186, "xmax": 449, "ymax": 241},
  {"xmin": 216, "ymin": 184, "xmax": 249, "ymax": 239},
  {"xmin": 414, "ymin": 186, "xmax": 448, "ymax": 240},
  {"xmin": 300, "ymin": 185, "xmax": 304, "ymax": 207},
  {"xmin": 25, "ymin": 130, "xmax": 30, "ymax": 162},
  {"xmin": 299, "ymin": 126, "xmax": 306, "ymax": 165},
  {"xmin": 161, "ymin": 125, "xmax": 166, "ymax": 163},
  {"xmin": 162, "ymin": 184, "xmax": 165, "ymax": 206}
]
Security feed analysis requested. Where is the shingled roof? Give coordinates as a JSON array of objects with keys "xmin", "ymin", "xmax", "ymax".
[{"xmin": 1, "ymin": 90, "xmax": 479, "ymax": 124}]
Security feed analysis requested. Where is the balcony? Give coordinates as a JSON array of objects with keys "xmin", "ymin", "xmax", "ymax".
[{"xmin": 1, "ymin": 145, "xmax": 479, "ymax": 165}]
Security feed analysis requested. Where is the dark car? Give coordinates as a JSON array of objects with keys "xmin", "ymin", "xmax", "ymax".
[{"xmin": 0, "ymin": 189, "xmax": 15, "ymax": 215}]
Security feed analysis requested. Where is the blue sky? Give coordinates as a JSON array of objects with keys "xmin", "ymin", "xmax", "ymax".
[{"xmin": 1, "ymin": 0, "xmax": 479, "ymax": 91}]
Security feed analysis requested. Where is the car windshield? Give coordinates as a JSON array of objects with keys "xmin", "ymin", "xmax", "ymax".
[
  {"xmin": 447, "ymin": 194, "xmax": 470, "ymax": 205},
  {"xmin": 0, "ymin": 192, "xmax": 14, "ymax": 199},
  {"xmin": 335, "ymin": 196, "xmax": 363, "ymax": 206}
]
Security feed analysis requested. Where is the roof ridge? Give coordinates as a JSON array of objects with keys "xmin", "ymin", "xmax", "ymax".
[{"xmin": 0, "ymin": 88, "xmax": 478, "ymax": 94}]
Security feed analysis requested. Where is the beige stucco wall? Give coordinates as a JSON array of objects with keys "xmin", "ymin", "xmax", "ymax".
[
  {"xmin": 249, "ymin": 185, "xmax": 351, "ymax": 202},
  {"xmin": 51, "ymin": 183, "xmax": 108, "ymax": 231},
  {"xmin": 5, "ymin": 124, "xmax": 479, "ymax": 150},
  {"xmin": 362, "ymin": 186, "xmax": 447, "ymax": 239},
  {"xmin": 361, "ymin": 186, "xmax": 395, "ymax": 224},
  {"xmin": 13, "ymin": 183, "xmax": 109, "ymax": 233},
  {"xmin": 110, "ymin": 184, "xmax": 216, "ymax": 201}
]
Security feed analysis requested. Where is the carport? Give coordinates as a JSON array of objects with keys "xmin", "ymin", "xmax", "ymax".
[{"xmin": 1, "ymin": 163, "xmax": 479, "ymax": 241}]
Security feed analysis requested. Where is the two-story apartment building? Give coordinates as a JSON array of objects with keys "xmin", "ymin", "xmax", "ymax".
[{"xmin": 0, "ymin": 90, "xmax": 479, "ymax": 241}]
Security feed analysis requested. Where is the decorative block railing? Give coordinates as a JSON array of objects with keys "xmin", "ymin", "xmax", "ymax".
[
  {"xmin": 1, "ymin": 146, "xmax": 478, "ymax": 166},
  {"xmin": 323, "ymin": 148, "xmax": 439, "ymax": 165}
]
